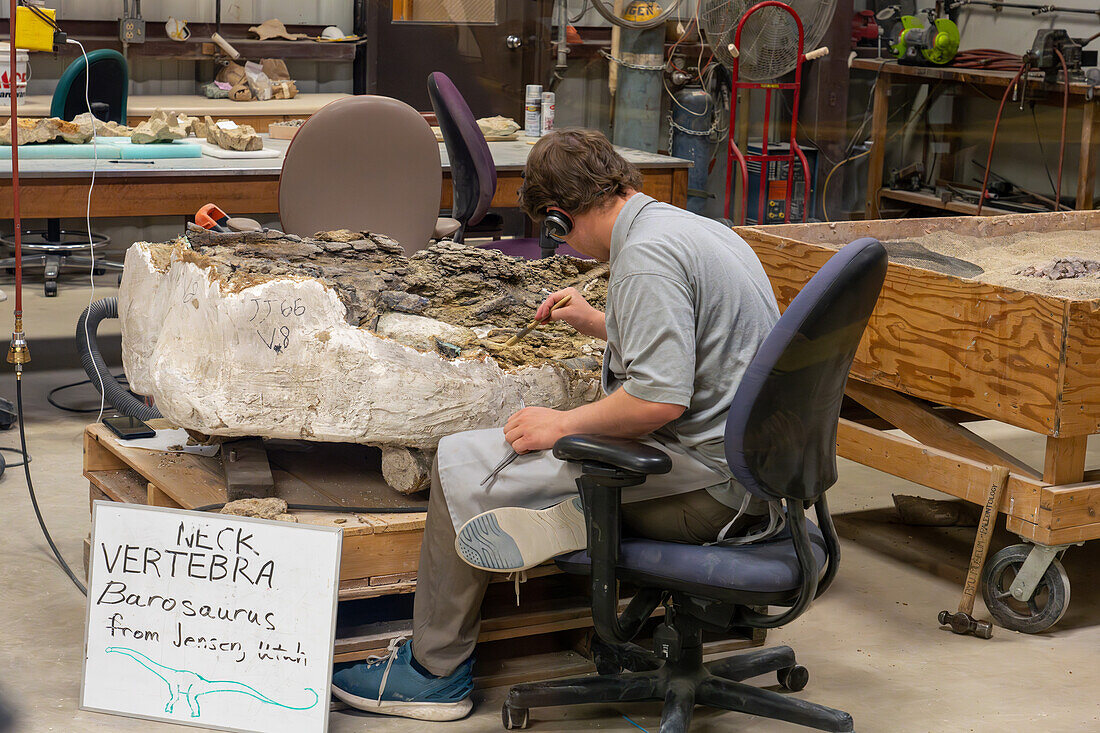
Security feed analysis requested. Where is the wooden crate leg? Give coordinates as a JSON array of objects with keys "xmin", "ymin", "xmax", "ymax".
[
  {"xmin": 1044, "ymin": 435, "xmax": 1088, "ymax": 486},
  {"xmin": 1076, "ymin": 101, "xmax": 1098, "ymax": 211},
  {"xmin": 864, "ymin": 79, "xmax": 889, "ymax": 219}
]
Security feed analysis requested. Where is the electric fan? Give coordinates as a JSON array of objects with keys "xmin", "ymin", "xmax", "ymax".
[{"xmin": 701, "ymin": 0, "xmax": 836, "ymax": 81}]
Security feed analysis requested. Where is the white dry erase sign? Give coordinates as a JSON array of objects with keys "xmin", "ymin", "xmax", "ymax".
[{"xmin": 80, "ymin": 502, "xmax": 342, "ymax": 733}]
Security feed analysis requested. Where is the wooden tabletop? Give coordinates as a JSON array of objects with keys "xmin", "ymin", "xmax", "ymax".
[
  {"xmin": 851, "ymin": 58, "xmax": 1098, "ymax": 96},
  {"xmin": 0, "ymin": 137, "xmax": 690, "ymax": 179},
  {"xmin": 0, "ymin": 136, "xmax": 691, "ymax": 217}
]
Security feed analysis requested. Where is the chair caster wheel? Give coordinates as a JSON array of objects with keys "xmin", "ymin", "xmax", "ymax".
[
  {"xmin": 93, "ymin": 267, "xmax": 106, "ymax": 276},
  {"xmin": 778, "ymin": 664, "xmax": 809, "ymax": 692},
  {"xmin": 44, "ymin": 281, "xmax": 57, "ymax": 297},
  {"xmin": 502, "ymin": 703, "xmax": 529, "ymax": 729}
]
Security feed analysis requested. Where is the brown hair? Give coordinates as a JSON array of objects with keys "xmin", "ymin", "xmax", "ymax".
[{"xmin": 518, "ymin": 129, "xmax": 642, "ymax": 221}]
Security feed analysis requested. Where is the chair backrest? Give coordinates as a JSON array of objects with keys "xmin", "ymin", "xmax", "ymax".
[
  {"xmin": 724, "ymin": 237, "xmax": 887, "ymax": 503},
  {"xmin": 279, "ymin": 95, "xmax": 442, "ymax": 254},
  {"xmin": 51, "ymin": 49, "xmax": 128, "ymax": 123},
  {"xmin": 426, "ymin": 72, "xmax": 496, "ymax": 234}
]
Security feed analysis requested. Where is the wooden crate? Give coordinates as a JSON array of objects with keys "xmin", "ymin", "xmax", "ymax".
[
  {"xmin": 84, "ymin": 422, "xmax": 763, "ymax": 680},
  {"xmin": 739, "ymin": 210, "xmax": 1100, "ymax": 438},
  {"xmin": 737, "ymin": 211, "xmax": 1100, "ymax": 547}
]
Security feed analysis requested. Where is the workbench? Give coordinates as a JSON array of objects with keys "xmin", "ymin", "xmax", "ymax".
[
  {"xmin": 0, "ymin": 137, "xmax": 690, "ymax": 219},
  {"xmin": 18, "ymin": 93, "xmax": 352, "ymax": 133},
  {"xmin": 738, "ymin": 210, "xmax": 1100, "ymax": 634},
  {"xmin": 853, "ymin": 58, "xmax": 1100, "ymax": 218}
]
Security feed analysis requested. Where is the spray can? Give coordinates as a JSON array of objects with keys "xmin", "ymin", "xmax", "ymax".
[
  {"xmin": 524, "ymin": 84, "xmax": 542, "ymax": 137},
  {"xmin": 540, "ymin": 92, "xmax": 555, "ymax": 136}
]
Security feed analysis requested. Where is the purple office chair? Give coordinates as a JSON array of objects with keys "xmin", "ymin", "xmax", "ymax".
[{"xmin": 427, "ymin": 71, "xmax": 589, "ymax": 259}]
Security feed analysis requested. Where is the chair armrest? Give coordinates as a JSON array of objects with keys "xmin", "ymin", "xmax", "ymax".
[
  {"xmin": 553, "ymin": 434, "xmax": 673, "ymax": 476},
  {"xmin": 433, "ymin": 217, "xmax": 461, "ymax": 239}
]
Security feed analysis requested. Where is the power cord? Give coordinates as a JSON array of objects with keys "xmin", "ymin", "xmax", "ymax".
[
  {"xmin": 65, "ymin": 37, "xmax": 108, "ymax": 422},
  {"xmin": 47, "ymin": 373, "xmax": 129, "ymax": 413}
]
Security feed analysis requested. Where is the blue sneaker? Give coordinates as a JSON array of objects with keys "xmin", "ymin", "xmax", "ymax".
[{"xmin": 331, "ymin": 639, "xmax": 474, "ymax": 721}]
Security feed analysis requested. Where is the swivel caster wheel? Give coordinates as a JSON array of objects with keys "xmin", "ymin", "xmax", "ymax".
[
  {"xmin": 778, "ymin": 664, "xmax": 809, "ymax": 692},
  {"xmin": 982, "ymin": 544, "xmax": 1070, "ymax": 634},
  {"xmin": 502, "ymin": 704, "xmax": 529, "ymax": 730},
  {"xmin": 93, "ymin": 266, "xmax": 106, "ymax": 276},
  {"xmin": 44, "ymin": 280, "xmax": 57, "ymax": 297}
]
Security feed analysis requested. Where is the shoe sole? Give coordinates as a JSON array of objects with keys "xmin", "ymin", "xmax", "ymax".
[
  {"xmin": 456, "ymin": 497, "xmax": 586, "ymax": 572},
  {"xmin": 331, "ymin": 685, "xmax": 473, "ymax": 721}
]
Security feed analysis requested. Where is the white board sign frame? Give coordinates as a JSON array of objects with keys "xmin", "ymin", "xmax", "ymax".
[{"xmin": 80, "ymin": 501, "xmax": 342, "ymax": 733}]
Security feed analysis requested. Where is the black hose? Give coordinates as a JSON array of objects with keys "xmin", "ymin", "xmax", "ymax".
[
  {"xmin": 76, "ymin": 297, "xmax": 161, "ymax": 421},
  {"xmin": 16, "ymin": 376, "xmax": 86, "ymax": 595}
]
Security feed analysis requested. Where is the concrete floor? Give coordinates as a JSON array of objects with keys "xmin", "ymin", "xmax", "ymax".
[{"xmin": 2, "ymin": 360, "xmax": 1100, "ymax": 731}]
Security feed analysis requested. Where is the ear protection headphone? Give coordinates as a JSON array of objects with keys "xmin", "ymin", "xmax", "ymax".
[
  {"xmin": 543, "ymin": 184, "xmax": 617, "ymax": 242},
  {"xmin": 543, "ymin": 208, "xmax": 573, "ymax": 242}
]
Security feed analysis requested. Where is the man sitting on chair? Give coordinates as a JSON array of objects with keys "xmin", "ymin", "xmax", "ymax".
[{"xmin": 331, "ymin": 129, "xmax": 782, "ymax": 721}]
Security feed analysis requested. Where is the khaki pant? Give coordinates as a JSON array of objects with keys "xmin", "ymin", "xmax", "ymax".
[{"xmin": 411, "ymin": 458, "xmax": 747, "ymax": 677}]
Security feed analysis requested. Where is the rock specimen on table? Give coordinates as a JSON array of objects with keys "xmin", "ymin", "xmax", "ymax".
[
  {"xmin": 72, "ymin": 112, "xmax": 133, "ymax": 137},
  {"xmin": 130, "ymin": 109, "xmax": 187, "ymax": 144},
  {"xmin": 477, "ymin": 116, "xmax": 521, "ymax": 138},
  {"xmin": 0, "ymin": 117, "xmax": 86, "ymax": 145},
  {"xmin": 205, "ymin": 116, "xmax": 263, "ymax": 151},
  {"xmin": 119, "ymin": 227, "xmax": 606, "ymax": 451},
  {"xmin": 1016, "ymin": 257, "xmax": 1100, "ymax": 280}
]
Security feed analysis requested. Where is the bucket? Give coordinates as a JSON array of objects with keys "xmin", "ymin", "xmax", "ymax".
[{"xmin": 0, "ymin": 43, "xmax": 30, "ymax": 107}]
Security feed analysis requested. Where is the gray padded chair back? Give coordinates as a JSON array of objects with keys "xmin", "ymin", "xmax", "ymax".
[
  {"xmin": 725, "ymin": 237, "xmax": 888, "ymax": 502},
  {"xmin": 279, "ymin": 96, "xmax": 441, "ymax": 254}
]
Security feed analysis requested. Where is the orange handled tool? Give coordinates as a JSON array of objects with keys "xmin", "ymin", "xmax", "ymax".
[{"xmin": 195, "ymin": 203, "xmax": 230, "ymax": 232}]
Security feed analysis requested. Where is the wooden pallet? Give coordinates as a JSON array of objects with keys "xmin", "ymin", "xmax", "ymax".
[{"xmin": 83, "ymin": 422, "xmax": 763, "ymax": 680}]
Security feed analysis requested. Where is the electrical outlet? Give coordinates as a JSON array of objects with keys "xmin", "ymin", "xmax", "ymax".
[{"xmin": 119, "ymin": 17, "xmax": 146, "ymax": 43}]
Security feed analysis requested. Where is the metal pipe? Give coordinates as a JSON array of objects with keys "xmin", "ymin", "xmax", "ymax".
[{"xmin": 950, "ymin": 0, "xmax": 1100, "ymax": 18}]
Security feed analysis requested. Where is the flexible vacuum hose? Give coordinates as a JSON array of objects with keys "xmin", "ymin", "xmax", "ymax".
[{"xmin": 77, "ymin": 297, "xmax": 162, "ymax": 421}]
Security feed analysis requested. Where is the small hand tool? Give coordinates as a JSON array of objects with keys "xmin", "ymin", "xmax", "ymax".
[
  {"xmin": 502, "ymin": 294, "xmax": 572, "ymax": 348},
  {"xmin": 481, "ymin": 448, "xmax": 520, "ymax": 487},
  {"xmin": 938, "ymin": 465, "xmax": 1010, "ymax": 639}
]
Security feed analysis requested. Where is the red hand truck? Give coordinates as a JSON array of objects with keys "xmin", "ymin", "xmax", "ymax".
[{"xmin": 724, "ymin": 1, "xmax": 826, "ymax": 225}]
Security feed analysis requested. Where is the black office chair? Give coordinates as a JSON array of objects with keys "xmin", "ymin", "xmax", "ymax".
[
  {"xmin": 0, "ymin": 50, "xmax": 128, "ymax": 296},
  {"xmin": 503, "ymin": 237, "xmax": 888, "ymax": 732},
  {"xmin": 427, "ymin": 71, "xmax": 583, "ymax": 259}
]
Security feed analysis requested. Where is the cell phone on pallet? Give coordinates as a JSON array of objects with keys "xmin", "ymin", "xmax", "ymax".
[{"xmin": 103, "ymin": 415, "xmax": 156, "ymax": 440}]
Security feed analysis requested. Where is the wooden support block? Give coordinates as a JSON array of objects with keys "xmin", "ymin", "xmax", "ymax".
[
  {"xmin": 1043, "ymin": 435, "xmax": 1088, "ymax": 486},
  {"xmin": 148, "ymin": 483, "xmax": 183, "ymax": 508},
  {"xmin": 223, "ymin": 437, "xmax": 275, "ymax": 501},
  {"xmin": 84, "ymin": 428, "xmax": 129, "ymax": 472}
]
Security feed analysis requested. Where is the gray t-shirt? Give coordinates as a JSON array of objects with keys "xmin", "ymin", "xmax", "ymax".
[{"xmin": 602, "ymin": 194, "xmax": 780, "ymax": 508}]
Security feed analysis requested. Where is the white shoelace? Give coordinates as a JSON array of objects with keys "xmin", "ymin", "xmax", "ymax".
[
  {"xmin": 365, "ymin": 635, "xmax": 408, "ymax": 705},
  {"xmin": 713, "ymin": 494, "xmax": 787, "ymax": 546},
  {"xmin": 508, "ymin": 570, "xmax": 528, "ymax": 606}
]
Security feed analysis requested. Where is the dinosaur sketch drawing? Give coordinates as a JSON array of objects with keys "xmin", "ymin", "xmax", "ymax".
[{"xmin": 105, "ymin": 647, "xmax": 319, "ymax": 718}]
